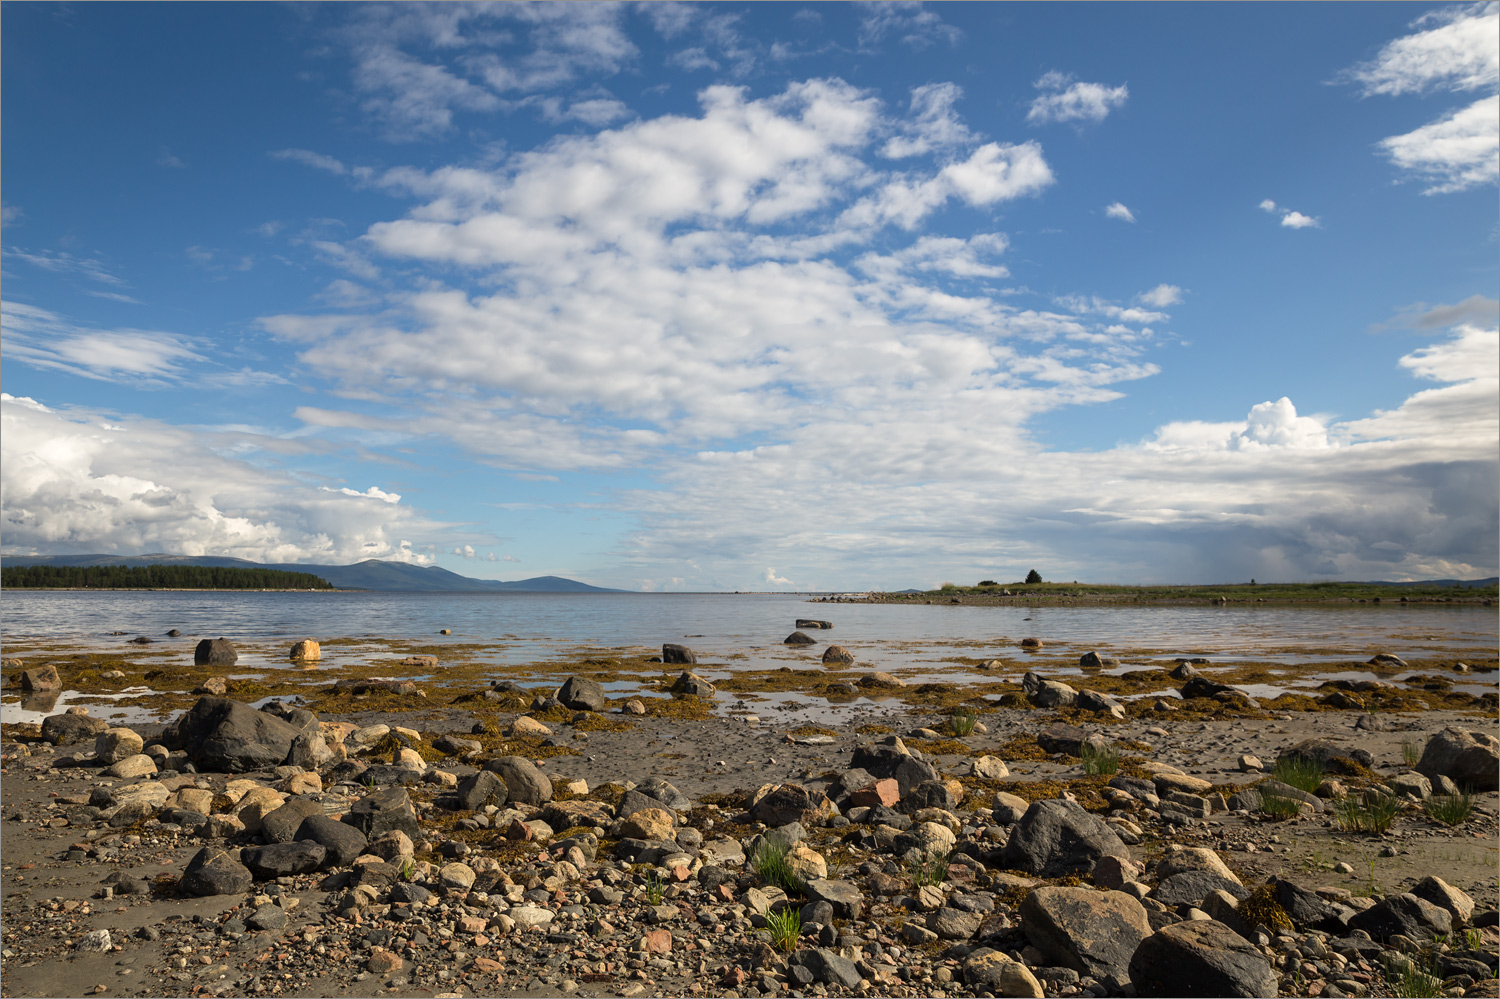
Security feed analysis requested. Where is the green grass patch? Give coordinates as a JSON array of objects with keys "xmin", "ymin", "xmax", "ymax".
[
  {"xmin": 752, "ymin": 840, "xmax": 802, "ymax": 894},
  {"xmin": 1424, "ymin": 791, "xmax": 1476, "ymax": 826},
  {"xmin": 1080, "ymin": 741, "xmax": 1120, "ymax": 776},
  {"xmin": 1333, "ymin": 791, "xmax": 1402, "ymax": 833},
  {"xmin": 1401, "ymin": 737, "xmax": 1423, "ymax": 768},
  {"xmin": 949, "ymin": 707, "xmax": 978, "ymax": 737},
  {"xmin": 1272, "ymin": 756, "xmax": 1325, "ymax": 793},
  {"xmin": 763, "ymin": 906, "xmax": 801, "ymax": 952},
  {"xmin": 1258, "ymin": 788, "xmax": 1305, "ymax": 820}
]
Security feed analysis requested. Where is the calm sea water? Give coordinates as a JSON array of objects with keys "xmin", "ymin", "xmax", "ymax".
[
  {"xmin": 3, "ymin": 589, "xmax": 1495, "ymax": 658},
  {"xmin": 3, "ymin": 590, "xmax": 1495, "ymax": 726}
]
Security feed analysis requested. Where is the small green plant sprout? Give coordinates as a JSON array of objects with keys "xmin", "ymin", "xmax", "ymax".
[
  {"xmin": 908, "ymin": 851, "xmax": 950, "ymax": 887},
  {"xmin": 398, "ymin": 858, "xmax": 417, "ymax": 882},
  {"xmin": 1080, "ymin": 740, "xmax": 1120, "ymax": 776},
  {"xmin": 752, "ymin": 839, "xmax": 800, "ymax": 893},
  {"xmin": 1333, "ymin": 791, "xmax": 1402, "ymax": 834},
  {"xmin": 949, "ymin": 706, "xmax": 979, "ymax": 737},
  {"xmin": 1401, "ymin": 737, "xmax": 1422, "ymax": 768},
  {"xmin": 1272, "ymin": 755, "xmax": 1325, "ymax": 793},
  {"xmin": 1424, "ymin": 790, "xmax": 1475, "ymax": 826},
  {"xmin": 763, "ymin": 905, "xmax": 802, "ymax": 953},
  {"xmin": 643, "ymin": 870, "xmax": 665, "ymax": 905}
]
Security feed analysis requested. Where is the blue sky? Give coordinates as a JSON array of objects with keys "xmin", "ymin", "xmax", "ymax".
[{"xmin": 2, "ymin": 2, "xmax": 1496, "ymax": 590}]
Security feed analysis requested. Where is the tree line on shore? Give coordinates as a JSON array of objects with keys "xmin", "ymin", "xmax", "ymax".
[{"xmin": 1, "ymin": 565, "xmax": 333, "ymax": 590}]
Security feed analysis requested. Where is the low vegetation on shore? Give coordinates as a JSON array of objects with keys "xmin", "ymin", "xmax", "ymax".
[
  {"xmin": 1, "ymin": 565, "xmax": 335, "ymax": 590},
  {"xmin": 870, "ymin": 578, "xmax": 1498, "ymax": 606}
]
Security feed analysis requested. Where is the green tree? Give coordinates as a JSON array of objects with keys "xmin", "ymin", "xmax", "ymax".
[{"xmin": 1025, "ymin": 569, "xmax": 1043, "ymax": 584}]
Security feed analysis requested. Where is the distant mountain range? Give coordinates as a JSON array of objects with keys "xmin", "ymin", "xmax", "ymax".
[{"xmin": 1, "ymin": 553, "xmax": 623, "ymax": 593}]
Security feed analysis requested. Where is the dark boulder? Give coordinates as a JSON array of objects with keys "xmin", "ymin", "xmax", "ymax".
[
  {"xmin": 194, "ymin": 638, "xmax": 238, "ymax": 666},
  {"xmin": 454, "ymin": 770, "xmax": 507, "ymax": 811},
  {"xmin": 40, "ymin": 712, "xmax": 108, "ymax": 746},
  {"xmin": 342, "ymin": 786, "xmax": 421, "ymax": 841},
  {"xmin": 1347, "ymin": 892, "xmax": 1453, "ymax": 941},
  {"xmin": 241, "ymin": 842, "xmax": 327, "ymax": 880},
  {"xmin": 159, "ymin": 697, "xmax": 302, "ymax": 773},
  {"xmin": 1181, "ymin": 676, "xmax": 1236, "ymax": 699},
  {"xmin": 259, "ymin": 798, "xmax": 325, "ymax": 844},
  {"xmin": 557, "ymin": 676, "xmax": 607, "ymax": 712},
  {"xmin": 295, "ymin": 814, "xmax": 366, "ymax": 868},
  {"xmin": 1154, "ymin": 871, "xmax": 1251, "ymax": 907},
  {"xmin": 178, "ymin": 847, "xmax": 253, "ymax": 897},
  {"xmin": 796, "ymin": 619, "xmax": 833, "ymax": 630},
  {"xmin": 1000, "ymin": 799, "xmax": 1129, "ymax": 877},
  {"xmin": 661, "ymin": 644, "xmax": 696, "ymax": 664},
  {"xmin": 784, "ymin": 631, "xmax": 816, "ymax": 646},
  {"xmin": 483, "ymin": 756, "xmax": 552, "ymax": 805},
  {"xmin": 1416, "ymin": 728, "xmax": 1499, "ymax": 792},
  {"xmin": 1129, "ymin": 919, "xmax": 1278, "ymax": 997}
]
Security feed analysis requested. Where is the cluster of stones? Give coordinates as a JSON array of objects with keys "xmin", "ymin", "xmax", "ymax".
[{"xmin": 6, "ymin": 662, "xmax": 1497, "ymax": 999}]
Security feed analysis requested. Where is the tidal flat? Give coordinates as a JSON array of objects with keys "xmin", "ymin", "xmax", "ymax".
[{"xmin": 1, "ymin": 601, "xmax": 1496, "ymax": 999}]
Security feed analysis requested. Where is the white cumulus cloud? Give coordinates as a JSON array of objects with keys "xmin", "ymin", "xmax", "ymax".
[
  {"xmin": 1027, "ymin": 72, "xmax": 1128, "ymax": 125},
  {"xmin": 1104, "ymin": 202, "xmax": 1136, "ymax": 222}
]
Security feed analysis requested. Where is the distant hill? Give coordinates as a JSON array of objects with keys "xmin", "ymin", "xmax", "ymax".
[{"xmin": 0, "ymin": 553, "xmax": 621, "ymax": 593}]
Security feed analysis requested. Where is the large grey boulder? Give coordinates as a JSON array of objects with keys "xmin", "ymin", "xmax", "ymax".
[
  {"xmin": 1021, "ymin": 886, "xmax": 1151, "ymax": 984},
  {"xmin": 1000, "ymin": 799, "xmax": 1129, "ymax": 877},
  {"xmin": 1347, "ymin": 892, "xmax": 1453, "ymax": 941},
  {"xmin": 670, "ymin": 671, "xmax": 715, "ymax": 696},
  {"xmin": 20, "ymin": 666, "xmax": 60, "ymax": 692},
  {"xmin": 295, "ymin": 814, "xmax": 366, "ymax": 868},
  {"xmin": 483, "ymin": 755, "xmax": 553, "ymax": 805},
  {"xmin": 455, "ymin": 770, "xmax": 507, "ymax": 811},
  {"xmin": 1410, "ymin": 875, "xmax": 1475, "ymax": 927},
  {"xmin": 1129, "ymin": 919, "xmax": 1278, "ymax": 997},
  {"xmin": 342, "ymin": 786, "xmax": 421, "ymax": 841},
  {"xmin": 557, "ymin": 676, "xmax": 607, "ymax": 712},
  {"xmin": 194, "ymin": 638, "xmax": 238, "ymax": 666},
  {"xmin": 260, "ymin": 798, "xmax": 325, "ymax": 844},
  {"xmin": 241, "ymin": 842, "xmax": 326, "ymax": 880},
  {"xmin": 661, "ymin": 643, "xmax": 696, "ymax": 664},
  {"xmin": 177, "ymin": 846, "xmax": 253, "ymax": 897},
  {"xmin": 1023, "ymin": 671, "xmax": 1078, "ymax": 708},
  {"xmin": 40, "ymin": 712, "xmax": 108, "ymax": 746},
  {"xmin": 1416, "ymin": 728, "xmax": 1499, "ymax": 792},
  {"xmin": 751, "ymin": 784, "xmax": 832, "ymax": 827},
  {"xmin": 160, "ymin": 697, "xmax": 302, "ymax": 773}
]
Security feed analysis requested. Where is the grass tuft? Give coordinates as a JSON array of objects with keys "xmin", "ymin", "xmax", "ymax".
[
  {"xmin": 763, "ymin": 906, "xmax": 801, "ymax": 952},
  {"xmin": 1272, "ymin": 756, "xmax": 1325, "ymax": 793},
  {"xmin": 1333, "ymin": 791, "xmax": 1402, "ymax": 833},
  {"xmin": 949, "ymin": 707, "xmax": 979, "ymax": 737},
  {"xmin": 1423, "ymin": 791, "xmax": 1475, "ymax": 826},
  {"xmin": 1258, "ymin": 787, "xmax": 1304, "ymax": 820},
  {"xmin": 1079, "ymin": 740, "xmax": 1119, "ymax": 776},
  {"xmin": 908, "ymin": 851, "xmax": 950, "ymax": 887},
  {"xmin": 752, "ymin": 840, "xmax": 801, "ymax": 893},
  {"xmin": 644, "ymin": 870, "xmax": 665, "ymax": 905},
  {"xmin": 1401, "ymin": 737, "xmax": 1422, "ymax": 769}
]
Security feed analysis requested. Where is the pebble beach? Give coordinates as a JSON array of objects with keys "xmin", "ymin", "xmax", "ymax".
[{"xmin": 2, "ymin": 619, "xmax": 1497, "ymax": 999}]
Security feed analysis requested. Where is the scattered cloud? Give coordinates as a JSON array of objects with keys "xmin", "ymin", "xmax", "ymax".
[
  {"xmin": 881, "ymin": 82, "xmax": 974, "ymax": 158},
  {"xmin": 1377, "ymin": 94, "xmax": 1498, "ymax": 194},
  {"xmin": 4, "ymin": 247, "xmax": 127, "ymax": 285},
  {"xmin": 1341, "ymin": 3, "xmax": 1499, "ymax": 194},
  {"xmin": 1138, "ymin": 284, "xmax": 1183, "ymax": 308},
  {"xmin": 856, "ymin": 1, "xmax": 960, "ymax": 51},
  {"xmin": 156, "ymin": 147, "xmax": 185, "ymax": 169},
  {"xmin": 1, "ymin": 202, "xmax": 23, "ymax": 226},
  {"xmin": 1104, "ymin": 201, "xmax": 1136, "ymax": 222},
  {"xmin": 1, "ymin": 302, "xmax": 205, "ymax": 383},
  {"xmin": 272, "ymin": 148, "xmax": 348, "ymax": 175},
  {"xmin": 1259, "ymin": 199, "xmax": 1321, "ymax": 228},
  {"xmin": 1027, "ymin": 71, "xmax": 1128, "ymax": 125},
  {"xmin": 1342, "ymin": 2, "xmax": 1498, "ymax": 97}
]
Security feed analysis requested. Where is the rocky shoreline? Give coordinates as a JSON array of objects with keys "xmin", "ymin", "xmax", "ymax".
[{"xmin": 2, "ymin": 636, "xmax": 1497, "ymax": 999}]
